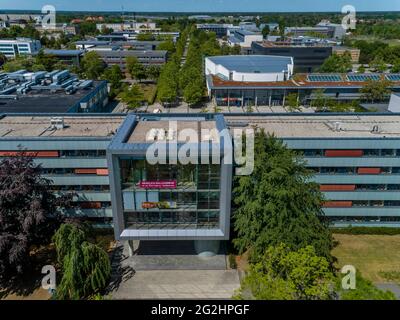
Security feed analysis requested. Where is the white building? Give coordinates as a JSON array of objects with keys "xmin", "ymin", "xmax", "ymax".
[
  {"xmin": 205, "ymin": 55, "xmax": 294, "ymax": 84},
  {"xmin": 228, "ymin": 30, "xmax": 263, "ymax": 53},
  {"xmin": 96, "ymin": 22, "xmax": 158, "ymax": 33},
  {"xmin": 0, "ymin": 38, "xmax": 41, "ymax": 58}
]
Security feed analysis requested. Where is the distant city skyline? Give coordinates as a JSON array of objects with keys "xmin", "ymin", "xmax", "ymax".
[{"xmin": 1, "ymin": 0, "xmax": 400, "ymax": 13}]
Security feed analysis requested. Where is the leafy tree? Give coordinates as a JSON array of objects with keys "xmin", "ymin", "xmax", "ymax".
[
  {"xmin": 119, "ymin": 84, "xmax": 145, "ymax": 109},
  {"xmin": 146, "ymin": 65, "xmax": 161, "ymax": 81},
  {"xmin": 392, "ymin": 60, "xmax": 400, "ymax": 73},
  {"xmin": 320, "ymin": 53, "xmax": 352, "ymax": 73},
  {"xmin": 126, "ymin": 56, "xmax": 146, "ymax": 82},
  {"xmin": 53, "ymin": 224, "xmax": 111, "ymax": 300},
  {"xmin": 261, "ymin": 25, "xmax": 270, "ymax": 38},
  {"xmin": 360, "ymin": 79, "xmax": 392, "ymax": 102},
  {"xmin": 0, "ymin": 53, "xmax": 6, "ymax": 66},
  {"xmin": 233, "ymin": 132, "xmax": 333, "ymax": 263},
  {"xmin": 0, "ymin": 154, "xmax": 71, "ymax": 283},
  {"xmin": 35, "ymin": 50, "xmax": 59, "ymax": 72},
  {"xmin": 370, "ymin": 57, "xmax": 387, "ymax": 73},
  {"xmin": 157, "ymin": 60, "xmax": 179, "ymax": 103},
  {"xmin": 235, "ymin": 244, "xmax": 335, "ymax": 300},
  {"xmin": 337, "ymin": 272, "xmax": 396, "ymax": 300},
  {"xmin": 183, "ymin": 77, "xmax": 204, "ymax": 105},
  {"xmin": 102, "ymin": 65, "xmax": 124, "ymax": 97},
  {"xmin": 357, "ymin": 65, "xmax": 366, "ymax": 73},
  {"xmin": 157, "ymin": 40, "xmax": 176, "ymax": 54},
  {"xmin": 81, "ymin": 51, "xmax": 105, "ymax": 79},
  {"xmin": 285, "ymin": 93, "xmax": 300, "ymax": 111}
]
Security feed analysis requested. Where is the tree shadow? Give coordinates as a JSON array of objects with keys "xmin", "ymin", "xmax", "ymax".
[{"xmin": 105, "ymin": 244, "xmax": 136, "ymax": 294}]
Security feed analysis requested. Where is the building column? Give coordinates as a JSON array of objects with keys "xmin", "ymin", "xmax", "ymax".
[
  {"xmin": 282, "ymin": 90, "xmax": 286, "ymax": 107},
  {"xmin": 269, "ymin": 92, "xmax": 272, "ymax": 107},
  {"xmin": 227, "ymin": 89, "xmax": 230, "ymax": 108},
  {"xmin": 127, "ymin": 240, "xmax": 139, "ymax": 257}
]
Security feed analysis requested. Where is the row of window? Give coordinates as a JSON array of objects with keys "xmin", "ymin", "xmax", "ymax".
[
  {"xmin": 330, "ymin": 216, "xmax": 400, "ymax": 222},
  {"xmin": 310, "ymin": 167, "xmax": 400, "ymax": 174},
  {"xmin": 325, "ymin": 200, "xmax": 400, "ymax": 207},
  {"xmin": 321, "ymin": 184, "xmax": 400, "ymax": 191},
  {"xmin": 52, "ymin": 185, "xmax": 110, "ymax": 192},
  {"xmin": 300, "ymin": 149, "xmax": 400, "ymax": 157}
]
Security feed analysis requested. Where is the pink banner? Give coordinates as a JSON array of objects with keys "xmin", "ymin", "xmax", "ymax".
[{"xmin": 139, "ymin": 180, "xmax": 177, "ymax": 189}]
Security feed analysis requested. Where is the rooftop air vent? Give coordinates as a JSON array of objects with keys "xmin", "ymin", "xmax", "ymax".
[{"xmin": 50, "ymin": 117, "xmax": 65, "ymax": 130}]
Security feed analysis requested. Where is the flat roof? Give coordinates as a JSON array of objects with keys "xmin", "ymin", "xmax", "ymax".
[
  {"xmin": 128, "ymin": 120, "xmax": 219, "ymax": 143},
  {"xmin": 0, "ymin": 81, "xmax": 104, "ymax": 114},
  {"xmin": 0, "ymin": 115, "xmax": 125, "ymax": 138},
  {"xmin": 209, "ymin": 73, "xmax": 400, "ymax": 89},
  {"xmin": 207, "ymin": 55, "xmax": 293, "ymax": 74},
  {"xmin": 225, "ymin": 115, "xmax": 400, "ymax": 138},
  {"xmin": 44, "ymin": 49, "xmax": 84, "ymax": 56}
]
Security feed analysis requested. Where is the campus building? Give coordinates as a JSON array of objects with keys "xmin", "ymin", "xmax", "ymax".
[
  {"xmin": 0, "ymin": 38, "xmax": 41, "ymax": 58},
  {"xmin": 0, "ymin": 70, "xmax": 109, "ymax": 113},
  {"xmin": 2, "ymin": 113, "xmax": 400, "ymax": 230},
  {"xmin": 207, "ymin": 71, "xmax": 400, "ymax": 107}
]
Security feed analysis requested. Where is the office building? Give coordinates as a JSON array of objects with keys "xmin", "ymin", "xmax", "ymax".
[
  {"xmin": 3, "ymin": 113, "xmax": 400, "ymax": 230},
  {"xmin": 251, "ymin": 40, "xmax": 333, "ymax": 72},
  {"xmin": 0, "ymin": 38, "xmax": 41, "ymax": 58},
  {"xmin": 95, "ymin": 50, "xmax": 168, "ymax": 71},
  {"xmin": 43, "ymin": 49, "xmax": 84, "ymax": 67},
  {"xmin": 228, "ymin": 30, "xmax": 263, "ymax": 54},
  {"xmin": 207, "ymin": 71, "xmax": 400, "ymax": 107},
  {"xmin": 0, "ymin": 70, "xmax": 109, "ymax": 113},
  {"xmin": 96, "ymin": 22, "xmax": 158, "ymax": 33},
  {"xmin": 196, "ymin": 24, "xmax": 234, "ymax": 37}
]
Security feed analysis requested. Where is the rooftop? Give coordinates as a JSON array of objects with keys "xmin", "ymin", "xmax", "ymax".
[
  {"xmin": 127, "ymin": 120, "xmax": 219, "ymax": 143},
  {"xmin": 207, "ymin": 55, "xmax": 293, "ymax": 74},
  {"xmin": 0, "ymin": 115, "xmax": 125, "ymax": 138},
  {"xmin": 225, "ymin": 115, "xmax": 400, "ymax": 138},
  {"xmin": 209, "ymin": 73, "xmax": 400, "ymax": 89},
  {"xmin": 0, "ymin": 70, "xmax": 104, "ymax": 113}
]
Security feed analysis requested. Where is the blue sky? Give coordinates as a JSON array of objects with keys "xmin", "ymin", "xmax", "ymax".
[{"xmin": 1, "ymin": 0, "xmax": 399, "ymax": 12}]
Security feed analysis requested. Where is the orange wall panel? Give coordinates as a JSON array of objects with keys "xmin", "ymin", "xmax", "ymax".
[
  {"xmin": 323, "ymin": 201, "xmax": 353, "ymax": 208},
  {"xmin": 320, "ymin": 185, "xmax": 356, "ymax": 191}
]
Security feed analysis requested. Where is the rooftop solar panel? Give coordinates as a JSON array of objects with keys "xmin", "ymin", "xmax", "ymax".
[
  {"xmin": 386, "ymin": 74, "xmax": 400, "ymax": 81},
  {"xmin": 347, "ymin": 74, "xmax": 381, "ymax": 82},
  {"xmin": 307, "ymin": 74, "xmax": 342, "ymax": 82}
]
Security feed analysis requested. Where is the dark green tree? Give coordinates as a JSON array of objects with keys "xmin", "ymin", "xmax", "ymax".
[
  {"xmin": 262, "ymin": 25, "xmax": 270, "ymax": 38},
  {"xmin": 233, "ymin": 132, "xmax": 333, "ymax": 263},
  {"xmin": 53, "ymin": 224, "xmax": 111, "ymax": 300},
  {"xmin": 102, "ymin": 65, "xmax": 124, "ymax": 97}
]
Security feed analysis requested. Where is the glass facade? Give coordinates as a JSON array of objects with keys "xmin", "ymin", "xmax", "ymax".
[{"xmin": 119, "ymin": 157, "xmax": 221, "ymax": 229}]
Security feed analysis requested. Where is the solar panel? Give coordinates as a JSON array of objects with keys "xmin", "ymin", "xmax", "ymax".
[
  {"xmin": 307, "ymin": 74, "xmax": 342, "ymax": 82},
  {"xmin": 385, "ymin": 74, "xmax": 400, "ymax": 81},
  {"xmin": 347, "ymin": 74, "xmax": 381, "ymax": 82}
]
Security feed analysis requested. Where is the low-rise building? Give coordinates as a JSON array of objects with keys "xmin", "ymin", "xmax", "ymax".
[
  {"xmin": 0, "ymin": 38, "xmax": 41, "ymax": 58},
  {"xmin": 228, "ymin": 29, "xmax": 263, "ymax": 54},
  {"xmin": 0, "ymin": 70, "xmax": 109, "ymax": 113},
  {"xmin": 43, "ymin": 49, "xmax": 85, "ymax": 67}
]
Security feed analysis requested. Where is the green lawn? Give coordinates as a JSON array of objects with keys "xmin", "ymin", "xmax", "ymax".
[{"xmin": 332, "ymin": 234, "xmax": 400, "ymax": 283}]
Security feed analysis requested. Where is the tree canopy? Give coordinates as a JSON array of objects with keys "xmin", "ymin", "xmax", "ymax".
[
  {"xmin": 0, "ymin": 154, "xmax": 71, "ymax": 283},
  {"xmin": 319, "ymin": 53, "xmax": 352, "ymax": 73},
  {"xmin": 233, "ymin": 131, "xmax": 333, "ymax": 263},
  {"xmin": 53, "ymin": 223, "xmax": 111, "ymax": 300},
  {"xmin": 235, "ymin": 244, "xmax": 335, "ymax": 300}
]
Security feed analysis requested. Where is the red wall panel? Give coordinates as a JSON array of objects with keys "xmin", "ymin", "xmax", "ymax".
[
  {"xmin": 357, "ymin": 168, "xmax": 381, "ymax": 175},
  {"xmin": 323, "ymin": 201, "xmax": 353, "ymax": 208},
  {"xmin": 320, "ymin": 185, "xmax": 356, "ymax": 191},
  {"xmin": 325, "ymin": 150, "xmax": 363, "ymax": 157}
]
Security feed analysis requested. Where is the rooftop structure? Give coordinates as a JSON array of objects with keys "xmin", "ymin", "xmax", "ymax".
[
  {"xmin": 0, "ymin": 70, "xmax": 109, "ymax": 113},
  {"xmin": 205, "ymin": 55, "xmax": 294, "ymax": 83},
  {"xmin": 225, "ymin": 114, "xmax": 400, "ymax": 138},
  {"xmin": 0, "ymin": 115, "xmax": 124, "ymax": 138}
]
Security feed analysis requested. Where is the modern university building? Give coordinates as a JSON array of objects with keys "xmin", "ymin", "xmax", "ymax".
[{"xmin": 2, "ymin": 113, "xmax": 400, "ymax": 251}]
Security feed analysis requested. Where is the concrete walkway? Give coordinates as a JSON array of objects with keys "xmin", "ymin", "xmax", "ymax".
[
  {"xmin": 110, "ymin": 269, "xmax": 240, "ymax": 299},
  {"xmin": 107, "ymin": 241, "xmax": 241, "ymax": 299}
]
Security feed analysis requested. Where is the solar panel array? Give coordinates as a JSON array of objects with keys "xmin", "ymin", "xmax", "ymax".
[
  {"xmin": 347, "ymin": 74, "xmax": 381, "ymax": 82},
  {"xmin": 307, "ymin": 74, "xmax": 342, "ymax": 82},
  {"xmin": 385, "ymin": 74, "xmax": 400, "ymax": 81}
]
